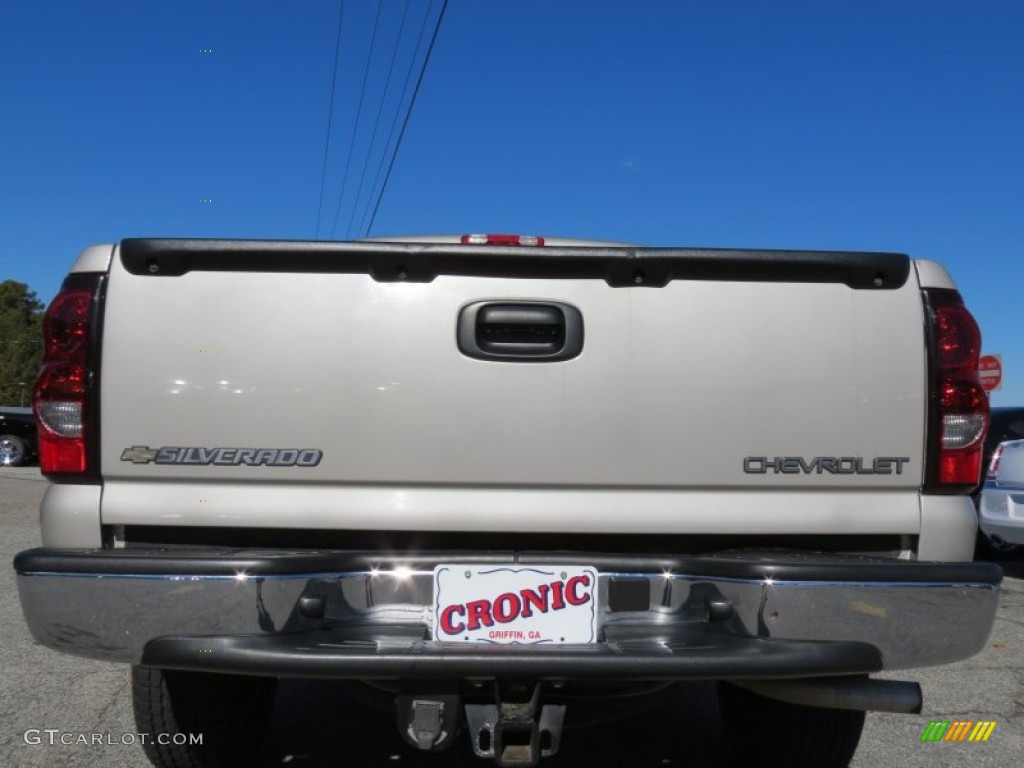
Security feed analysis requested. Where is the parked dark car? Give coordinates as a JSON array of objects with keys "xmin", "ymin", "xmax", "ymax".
[{"xmin": 0, "ymin": 407, "xmax": 38, "ymax": 467}]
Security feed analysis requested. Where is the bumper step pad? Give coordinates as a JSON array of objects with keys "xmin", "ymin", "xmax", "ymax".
[{"xmin": 141, "ymin": 624, "xmax": 882, "ymax": 680}]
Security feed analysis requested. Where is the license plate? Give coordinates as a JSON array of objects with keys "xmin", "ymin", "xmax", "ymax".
[{"xmin": 433, "ymin": 565, "xmax": 598, "ymax": 644}]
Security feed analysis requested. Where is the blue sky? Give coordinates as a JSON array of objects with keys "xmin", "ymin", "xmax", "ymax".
[{"xmin": 1, "ymin": 0, "xmax": 1022, "ymax": 402}]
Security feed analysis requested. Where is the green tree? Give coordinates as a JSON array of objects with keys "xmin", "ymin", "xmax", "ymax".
[{"xmin": 0, "ymin": 281, "xmax": 45, "ymax": 406}]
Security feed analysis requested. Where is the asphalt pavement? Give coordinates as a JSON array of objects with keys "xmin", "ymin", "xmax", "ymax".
[{"xmin": 1, "ymin": 466, "xmax": 1021, "ymax": 767}]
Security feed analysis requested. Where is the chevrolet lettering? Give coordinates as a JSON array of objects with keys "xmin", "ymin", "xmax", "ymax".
[{"xmin": 743, "ymin": 456, "xmax": 912, "ymax": 475}]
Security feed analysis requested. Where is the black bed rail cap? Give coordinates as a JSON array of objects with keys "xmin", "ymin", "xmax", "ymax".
[{"xmin": 120, "ymin": 238, "xmax": 911, "ymax": 290}]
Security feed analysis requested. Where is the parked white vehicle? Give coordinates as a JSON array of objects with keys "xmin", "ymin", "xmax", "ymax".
[{"xmin": 979, "ymin": 439, "xmax": 1024, "ymax": 550}]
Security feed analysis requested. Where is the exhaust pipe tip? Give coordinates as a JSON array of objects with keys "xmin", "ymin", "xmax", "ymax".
[{"xmin": 730, "ymin": 676, "xmax": 923, "ymax": 714}]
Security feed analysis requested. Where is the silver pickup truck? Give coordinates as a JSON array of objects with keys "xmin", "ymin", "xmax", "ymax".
[{"xmin": 15, "ymin": 236, "xmax": 1000, "ymax": 768}]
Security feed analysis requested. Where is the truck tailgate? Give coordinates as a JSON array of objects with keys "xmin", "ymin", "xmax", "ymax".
[{"xmin": 97, "ymin": 241, "xmax": 925, "ymax": 533}]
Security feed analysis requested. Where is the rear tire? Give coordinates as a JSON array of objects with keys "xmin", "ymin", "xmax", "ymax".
[
  {"xmin": 0, "ymin": 434, "xmax": 28, "ymax": 466},
  {"xmin": 718, "ymin": 682, "xmax": 865, "ymax": 768},
  {"xmin": 132, "ymin": 666, "xmax": 277, "ymax": 768},
  {"xmin": 975, "ymin": 529, "xmax": 1021, "ymax": 560}
]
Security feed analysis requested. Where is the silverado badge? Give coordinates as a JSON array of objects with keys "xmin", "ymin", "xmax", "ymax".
[{"xmin": 120, "ymin": 445, "xmax": 322, "ymax": 467}]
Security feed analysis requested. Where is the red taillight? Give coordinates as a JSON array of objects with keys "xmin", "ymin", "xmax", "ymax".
[
  {"xmin": 34, "ymin": 274, "xmax": 103, "ymax": 477},
  {"xmin": 924, "ymin": 289, "xmax": 989, "ymax": 490},
  {"xmin": 460, "ymin": 234, "xmax": 546, "ymax": 247},
  {"xmin": 934, "ymin": 302, "xmax": 982, "ymax": 369}
]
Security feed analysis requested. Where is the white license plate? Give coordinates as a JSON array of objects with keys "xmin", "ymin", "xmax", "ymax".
[{"xmin": 433, "ymin": 565, "xmax": 598, "ymax": 644}]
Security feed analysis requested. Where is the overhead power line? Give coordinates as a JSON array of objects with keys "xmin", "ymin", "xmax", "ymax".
[
  {"xmin": 364, "ymin": 0, "xmax": 449, "ymax": 238},
  {"xmin": 329, "ymin": 1, "xmax": 386, "ymax": 239},
  {"xmin": 356, "ymin": 1, "xmax": 436, "ymax": 238},
  {"xmin": 314, "ymin": 0, "xmax": 346, "ymax": 240},
  {"xmin": 344, "ymin": 0, "xmax": 412, "ymax": 239}
]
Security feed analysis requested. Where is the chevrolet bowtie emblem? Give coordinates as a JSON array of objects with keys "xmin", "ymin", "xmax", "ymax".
[{"xmin": 120, "ymin": 445, "xmax": 159, "ymax": 464}]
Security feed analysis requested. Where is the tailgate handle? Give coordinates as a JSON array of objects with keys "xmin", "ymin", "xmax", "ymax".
[{"xmin": 457, "ymin": 301, "xmax": 584, "ymax": 362}]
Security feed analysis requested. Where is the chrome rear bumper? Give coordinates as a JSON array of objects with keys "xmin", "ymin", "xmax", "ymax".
[{"xmin": 14, "ymin": 548, "xmax": 1000, "ymax": 676}]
